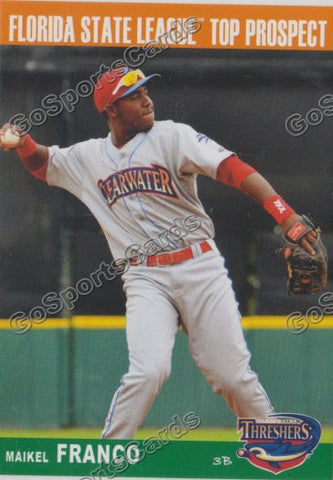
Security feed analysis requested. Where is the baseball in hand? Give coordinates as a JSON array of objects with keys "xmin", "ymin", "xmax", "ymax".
[{"xmin": 0, "ymin": 128, "xmax": 22, "ymax": 148}]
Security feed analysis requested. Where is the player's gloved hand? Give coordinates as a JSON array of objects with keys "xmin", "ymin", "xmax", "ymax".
[
  {"xmin": 280, "ymin": 213, "xmax": 317, "ymax": 256},
  {"xmin": 0, "ymin": 123, "xmax": 26, "ymax": 151},
  {"xmin": 278, "ymin": 214, "xmax": 328, "ymax": 294}
]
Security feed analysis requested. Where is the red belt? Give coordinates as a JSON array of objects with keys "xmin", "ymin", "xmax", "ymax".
[{"xmin": 131, "ymin": 241, "xmax": 212, "ymax": 267}]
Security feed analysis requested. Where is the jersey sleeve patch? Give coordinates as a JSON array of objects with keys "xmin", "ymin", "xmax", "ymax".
[
  {"xmin": 196, "ymin": 132, "xmax": 224, "ymax": 151},
  {"xmin": 176, "ymin": 124, "xmax": 234, "ymax": 179}
]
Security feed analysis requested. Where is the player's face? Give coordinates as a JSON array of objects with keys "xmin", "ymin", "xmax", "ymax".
[{"xmin": 113, "ymin": 86, "xmax": 155, "ymax": 134}]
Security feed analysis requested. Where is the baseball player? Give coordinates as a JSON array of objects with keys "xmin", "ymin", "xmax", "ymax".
[{"xmin": 0, "ymin": 67, "xmax": 318, "ymax": 439}]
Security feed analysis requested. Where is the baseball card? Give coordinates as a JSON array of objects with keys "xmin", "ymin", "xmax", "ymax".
[{"xmin": 0, "ymin": 0, "xmax": 332, "ymax": 479}]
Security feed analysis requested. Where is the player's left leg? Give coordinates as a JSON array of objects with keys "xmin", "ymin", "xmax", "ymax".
[{"xmin": 172, "ymin": 248, "xmax": 274, "ymax": 419}]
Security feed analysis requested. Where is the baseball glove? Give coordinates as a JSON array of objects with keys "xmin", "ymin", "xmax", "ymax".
[{"xmin": 278, "ymin": 215, "xmax": 327, "ymax": 294}]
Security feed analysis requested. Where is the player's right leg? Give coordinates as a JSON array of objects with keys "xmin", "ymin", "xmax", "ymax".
[{"xmin": 102, "ymin": 268, "xmax": 179, "ymax": 439}]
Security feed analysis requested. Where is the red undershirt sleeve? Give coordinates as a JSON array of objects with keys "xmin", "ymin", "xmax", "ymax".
[
  {"xmin": 20, "ymin": 156, "xmax": 48, "ymax": 182},
  {"xmin": 16, "ymin": 135, "xmax": 48, "ymax": 182},
  {"xmin": 216, "ymin": 155, "xmax": 257, "ymax": 189}
]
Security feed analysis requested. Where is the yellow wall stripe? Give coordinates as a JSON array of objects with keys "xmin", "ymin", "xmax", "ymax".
[
  {"xmin": 1, "ymin": 316, "xmax": 333, "ymax": 331},
  {"xmin": 72, "ymin": 315, "xmax": 126, "ymax": 329},
  {"xmin": 0, "ymin": 318, "xmax": 71, "ymax": 330},
  {"xmin": 241, "ymin": 316, "xmax": 333, "ymax": 329}
]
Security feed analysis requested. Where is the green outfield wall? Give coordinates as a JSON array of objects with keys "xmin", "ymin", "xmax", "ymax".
[{"xmin": 0, "ymin": 316, "xmax": 332, "ymax": 429}]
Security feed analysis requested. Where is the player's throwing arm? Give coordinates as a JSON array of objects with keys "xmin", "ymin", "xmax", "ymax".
[{"xmin": 0, "ymin": 123, "xmax": 49, "ymax": 181}]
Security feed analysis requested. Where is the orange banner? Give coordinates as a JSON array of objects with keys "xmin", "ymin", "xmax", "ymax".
[{"xmin": 1, "ymin": 2, "xmax": 332, "ymax": 50}]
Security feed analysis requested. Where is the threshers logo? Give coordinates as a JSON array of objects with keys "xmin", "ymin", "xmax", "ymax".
[{"xmin": 237, "ymin": 413, "xmax": 321, "ymax": 474}]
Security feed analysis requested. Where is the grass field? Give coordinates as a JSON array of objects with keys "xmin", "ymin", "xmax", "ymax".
[{"xmin": 1, "ymin": 427, "xmax": 333, "ymax": 442}]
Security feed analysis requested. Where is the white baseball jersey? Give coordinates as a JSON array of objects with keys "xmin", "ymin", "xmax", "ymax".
[
  {"xmin": 46, "ymin": 119, "xmax": 274, "ymax": 439},
  {"xmin": 47, "ymin": 120, "xmax": 234, "ymax": 259}
]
